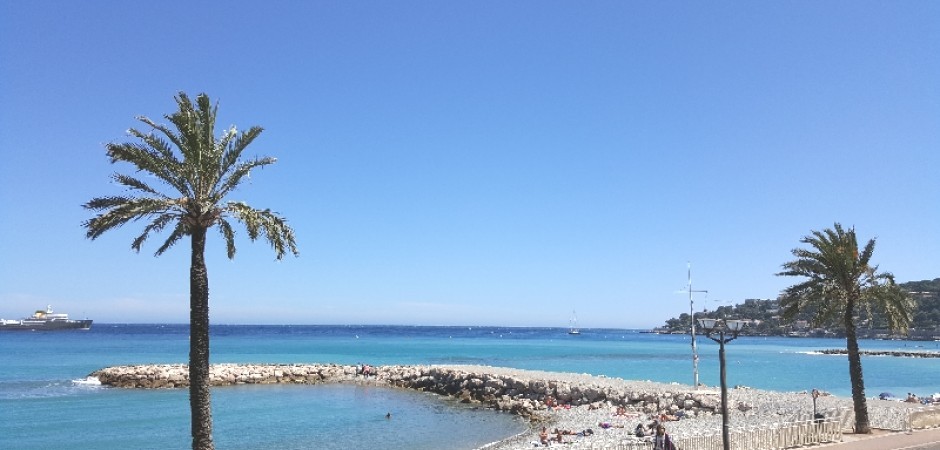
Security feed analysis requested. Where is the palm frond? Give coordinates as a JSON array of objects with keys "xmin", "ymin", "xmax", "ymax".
[
  {"xmin": 217, "ymin": 126, "xmax": 264, "ymax": 183},
  {"xmin": 217, "ymin": 218, "xmax": 237, "ymax": 259},
  {"xmin": 106, "ymin": 141, "xmax": 190, "ymax": 197},
  {"xmin": 132, "ymin": 213, "xmax": 179, "ymax": 252},
  {"xmin": 860, "ymin": 275, "xmax": 913, "ymax": 333},
  {"xmin": 127, "ymin": 129, "xmax": 189, "ymax": 187},
  {"xmin": 779, "ymin": 278, "xmax": 844, "ymax": 325},
  {"xmin": 215, "ymin": 156, "xmax": 276, "ymax": 201},
  {"xmin": 167, "ymin": 93, "xmax": 205, "ymax": 186},
  {"xmin": 216, "ymin": 125, "xmax": 239, "ymax": 169},
  {"xmin": 112, "ymin": 174, "xmax": 169, "ymax": 198},
  {"xmin": 83, "ymin": 196, "xmax": 179, "ymax": 240},
  {"xmin": 779, "ymin": 280, "xmax": 814, "ymax": 321},
  {"xmin": 812, "ymin": 281, "xmax": 845, "ymax": 326},
  {"xmin": 84, "ymin": 195, "xmax": 134, "ymax": 211},
  {"xmin": 155, "ymin": 222, "xmax": 187, "ymax": 256},
  {"xmin": 225, "ymin": 201, "xmax": 299, "ymax": 260},
  {"xmin": 129, "ymin": 120, "xmax": 193, "ymax": 198},
  {"xmin": 858, "ymin": 237, "xmax": 876, "ymax": 272},
  {"xmin": 196, "ymin": 94, "xmax": 217, "ymax": 156},
  {"xmin": 226, "ymin": 126, "xmax": 263, "ymax": 165},
  {"xmin": 137, "ymin": 115, "xmax": 185, "ymax": 158}
]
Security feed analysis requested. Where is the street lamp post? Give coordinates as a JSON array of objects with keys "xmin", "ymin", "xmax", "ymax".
[{"xmin": 698, "ymin": 318, "xmax": 746, "ymax": 450}]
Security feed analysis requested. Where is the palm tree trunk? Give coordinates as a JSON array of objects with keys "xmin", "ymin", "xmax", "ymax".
[
  {"xmin": 189, "ymin": 227, "xmax": 215, "ymax": 450},
  {"xmin": 845, "ymin": 300, "xmax": 870, "ymax": 434}
]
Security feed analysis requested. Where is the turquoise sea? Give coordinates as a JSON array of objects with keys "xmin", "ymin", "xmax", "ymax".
[{"xmin": 3, "ymin": 325, "xmax": 939, "ymax": 449}]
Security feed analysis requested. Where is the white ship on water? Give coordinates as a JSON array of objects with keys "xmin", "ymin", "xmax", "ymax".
[{"xmin": 0, "ymin": 306, "xmax": 93, "ymax": 331}]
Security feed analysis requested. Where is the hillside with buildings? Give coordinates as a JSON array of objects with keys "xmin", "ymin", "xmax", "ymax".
[{"xmin": 658, "ymin": 278, "xmax": 940, "ymax": 340}]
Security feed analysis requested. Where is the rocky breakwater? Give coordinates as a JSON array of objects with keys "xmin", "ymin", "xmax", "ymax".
[
  {"xmin": 818, "ymin": 349, "xmax": 940, "ymax": 358},
  {"xmin": 91, "ymin": 363, "xmax": 724, "ymax": 421},
  {"xmin": 381, "ymin": 365, "xmax": 723, "ymax": 420},
  {"xmin": 91, "ymin": 363, "xmax": 363, "ymax": 389}
]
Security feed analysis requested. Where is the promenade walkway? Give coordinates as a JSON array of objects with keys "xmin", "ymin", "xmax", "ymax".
[{"xmin": 818, "ymin": 428, "xmax": 940, "ymax": 450}]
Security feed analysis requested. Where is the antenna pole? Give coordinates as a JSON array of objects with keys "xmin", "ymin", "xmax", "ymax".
[{"xmin": 684, "ymin": 262, "xmax": 708, "ymax": 389}]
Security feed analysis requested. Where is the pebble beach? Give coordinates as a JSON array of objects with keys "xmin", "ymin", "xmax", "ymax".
[{"xmin": 432, "ymin": 366, "xmax": 929, "ymax": 450}]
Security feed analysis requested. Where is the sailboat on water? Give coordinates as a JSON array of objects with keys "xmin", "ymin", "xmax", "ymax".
[{"xmin": 568, "ymin": 310, "xmax": 581, "ymax": 335}]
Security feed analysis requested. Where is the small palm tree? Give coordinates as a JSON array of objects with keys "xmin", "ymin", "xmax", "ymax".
[
  {"xmin": 777, "ymin": 223, "xmax": 912, "ymax": 434},
  {"xmin": 83, "ymin": 92, "xmax": 299, "ymax": 450}
]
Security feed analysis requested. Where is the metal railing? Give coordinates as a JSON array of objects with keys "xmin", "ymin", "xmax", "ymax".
[{"xmin": 675, "ymin": 419, "xmax": 842, "ymax": 450}]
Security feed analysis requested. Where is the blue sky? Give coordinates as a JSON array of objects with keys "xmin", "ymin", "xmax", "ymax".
[{"xmin": 1, "ymin": 1, "xmax": 937, "ymax": 328}]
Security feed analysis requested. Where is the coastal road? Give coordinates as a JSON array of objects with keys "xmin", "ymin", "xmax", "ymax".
[{"xmin": 818, "ymin": 428, "xmax": 940, "ymax": 450}]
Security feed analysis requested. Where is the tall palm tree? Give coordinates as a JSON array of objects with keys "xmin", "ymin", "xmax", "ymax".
[
  {"xmin": 83, "ymin": 92, "xmax": 299, "ymax": 450},
  {"xmin": 777, "ymin": 223, "xmax": 912, "ymax": 434}
]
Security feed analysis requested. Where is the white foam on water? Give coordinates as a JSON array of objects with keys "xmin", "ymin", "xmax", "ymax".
[{"xmin": 72, "ymin": 376, "xmax": 102, "ymax": 386}]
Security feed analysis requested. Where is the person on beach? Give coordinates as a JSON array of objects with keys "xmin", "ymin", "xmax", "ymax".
[
  {"xmin": 539, "ymin": 427, "xmax": 550, "ymax": 446},
  {"xmin": 634, "ymin": 423, "xmax": 647, "ymax": 437},
  {"xmin": 659, "ymin": 412, "xmax": 679, "ymax": 422},
  {"xmin": 652, "ymin": 425, "xmax": 677, "ymax": 450}
]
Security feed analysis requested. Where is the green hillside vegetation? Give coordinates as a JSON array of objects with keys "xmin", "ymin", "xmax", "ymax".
[{"xmin": 660, "ymin": 278, "xmax": 940, "ymax": 340}]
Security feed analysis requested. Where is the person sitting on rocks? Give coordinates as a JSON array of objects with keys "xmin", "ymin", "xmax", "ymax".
[
  {"xmin": 544, "ymin": 395, "xmax": 557, "ymax": 409},
  {"xmin": 615, "ymin": 406, "xmax": 627, "ymax": 416},
  {"xmin": 634, "ymin": 423, "xmax": 647, "ymax": 437}
]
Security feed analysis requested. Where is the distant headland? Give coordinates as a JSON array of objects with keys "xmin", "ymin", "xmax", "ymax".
[{"xmin": 657, "ymin": 278, "xmax": 940, "ymax": 341}]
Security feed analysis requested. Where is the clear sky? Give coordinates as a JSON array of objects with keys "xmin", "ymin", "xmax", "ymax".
[{"xmin": 1, "ymin": 1, "xmax": 937, "ymax": 328}]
